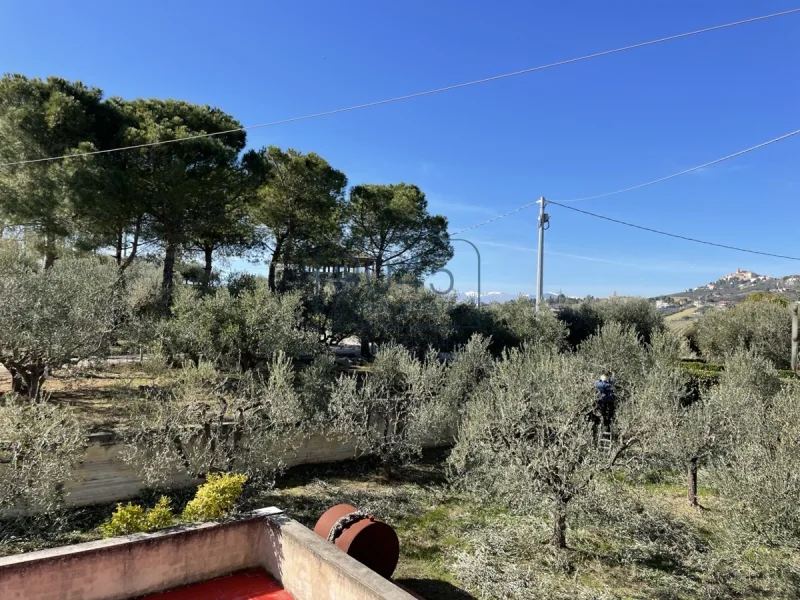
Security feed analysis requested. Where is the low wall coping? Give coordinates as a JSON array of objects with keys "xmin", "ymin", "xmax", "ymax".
[{"xmin": 0, "ymin": 506, "xmax": 285, "ymax": 569}]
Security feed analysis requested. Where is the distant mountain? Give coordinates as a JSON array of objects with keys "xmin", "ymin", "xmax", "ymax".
[
  {"xmin": 456, "ymin": 291, "xmax": 562, "ymax": 304},
  {"xmin": 664, "ymin": 268, "xmax": 800, "ymax": 303}
]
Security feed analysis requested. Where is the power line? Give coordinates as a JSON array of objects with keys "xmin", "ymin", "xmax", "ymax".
[
  {"xmin": 547, "ymin": 200, "xmax": 800, "ymax": 261},
  {"xmin": 451, "ymin": 126, "xmax": 800, "ymax": 234},
  {"xmin": 558, "ymin": 128, "xmax": 800, "ymax": 204},
  {"xmin": 3, "ymin": 8, "xmax": 799, "ymax": 168}
]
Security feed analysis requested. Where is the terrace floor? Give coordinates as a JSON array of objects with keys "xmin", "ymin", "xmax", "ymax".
[{"xmin": 142, "ymin": 569, "xmax": 293, "ymax": 600}]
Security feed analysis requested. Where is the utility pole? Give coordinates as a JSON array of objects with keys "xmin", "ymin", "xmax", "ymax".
[
  {"xmin": 792, "ymin": 302, "xmax": 799, "ymax": 372},
  {"xmin": 536, "ymin": 196, "xmax": 549, "ymax": 311}
]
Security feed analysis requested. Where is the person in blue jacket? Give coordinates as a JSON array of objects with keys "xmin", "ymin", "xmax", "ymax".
[{"xmin": 595, "ymin": 372, "xmax": 616, "ymax": 430}]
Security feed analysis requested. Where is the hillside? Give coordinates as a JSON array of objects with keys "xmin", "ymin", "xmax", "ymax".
[{"xmin": 663, "ymin": 268, "xmax": 800, "ymax": 304}]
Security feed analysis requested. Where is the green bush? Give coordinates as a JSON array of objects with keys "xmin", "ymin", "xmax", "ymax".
[
  {"xmin": 558, "ymin": 297, "xmax": 664, "ymax": 348},
  {"xmin": 100, "ymin": 496, "xmax": 175, "ymax": 538},
  {"xmin": 158, "ymin": 281, "xmax": 319, "ymax": 370},
  {"xmin": 182, "ymin": 473, "xmax": 248, "ymax": 522},
  {"xmin": 695, "ymin": 301, "xmax": 792, "ymax": 368},
  {"xmin": 486, "ymin": 298, "xmax": 567, "ymax": 353}
]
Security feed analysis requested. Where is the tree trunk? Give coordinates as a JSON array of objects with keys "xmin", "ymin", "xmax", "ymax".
[
  {"xmin": 43, "ymin": 230, "xmax": 57, "ymax": 269},
  {"xmin": 687, "ymin": 457, "xmax": 699, "ymax": 507},
  {"xmin": 7, "ymin": 363, "xmax": 46, "ymax": 399},
  {"xmin": 114, "ymin": 230, "xmax": 123, "ymax": 266},
  {"xmin": 203, "ymin": 246, "xmax": 214, "ymax": 290},
  {"xmin": 382, "ymin": 456, "xmax": 392, "ymax": 481},
  {"xmin": 120, "ymin": 217, "xmax": 142, "ymax": 272},
  {"xmin": 8, "ymin": 366, "xmax": 28, "ymax": 395},
  {"xmin": 44, "ymin": 248, "xmax": 56, "ymax": 270},
  {"xmin": 162, "ymin": 241, "xmax": 177, "ymax": 308},
  {"xmin": 268, "ymin": 237, "xmax": 285, "ymax": 293},
  {"xmin": 551, "ymin": 495, "xmax": 568, "ymax": 549}
]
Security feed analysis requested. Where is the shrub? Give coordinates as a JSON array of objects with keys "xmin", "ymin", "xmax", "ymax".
[
  {"xmin": 100, "ymin": 503, "xmax": 147, "ymax": 537},
  {"xmin": 0, "ymin": 395, "xmax": 86, "ymax": 512},
  {"xmin": 486, "ymin": 299, "xmax": 567, "ymax": 352},
  {"xmin": 182, "ymin": 473, "xmax": 247, "ymax": 522},
  {"xmin": 121, "ymin": 357, "xmax": 306, "ymax": 486},
  {"xmin": 558, "ymin": 301, "xmax": 604, "ymax": 348},
  {"xmin": 598, "ymin": 297, "xmax": 664, "ymax": 345},
  {"xmin": 329, "ymin": 344, "xmax": 449, "ymax": 479},
  {"xmin": 559, "ymin": 297, "xmax": 664, "ymax": 348},
  {"xmin": 695, "ymin": 301, "xmax": 792, "ymax": 368},
  {"xmin": 158, "ymin": 281, "xmax": 319, "ymax": 371},
  {"xmin": 99, "ymin": 496, "xmax": 174, "ymax": 538}
]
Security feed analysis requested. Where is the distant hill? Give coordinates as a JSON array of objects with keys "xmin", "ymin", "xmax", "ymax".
[
  {"xmin": 457, "ymin": 291, "xmax": 562, "ymax": 304},
  {"xmin": 664, "ymin": 269, "xmax": 800, "ymax": 304}
]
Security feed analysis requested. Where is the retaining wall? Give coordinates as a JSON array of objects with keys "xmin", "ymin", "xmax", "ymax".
[{"xmin": 63, "ymin": 430, "xmax": 445, "ymax": 507}]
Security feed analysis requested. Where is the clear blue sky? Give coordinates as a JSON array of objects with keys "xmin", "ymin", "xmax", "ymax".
[{"xmin": 2, "ymin": 0, "xmax": 799, "ymax": 297}]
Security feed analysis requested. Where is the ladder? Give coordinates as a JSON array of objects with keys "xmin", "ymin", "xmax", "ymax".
[{"xmin": 599, "ymin": 430, "xmax": 613, "ymax": 452}]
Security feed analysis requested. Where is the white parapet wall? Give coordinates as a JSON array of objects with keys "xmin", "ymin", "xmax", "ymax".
[{"xmin": 0, "ymin": 507, "xmax": 417, "ymax": 600}]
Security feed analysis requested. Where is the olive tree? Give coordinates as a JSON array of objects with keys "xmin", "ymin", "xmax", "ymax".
[
  {"xmin": 695, "ymin": 301, "xmax": 791, "ymax": 368},
  {"xmin": 438, "ymin": 333, "xmax": 494, "ymax": 428},
  {"xmin": 708, "ymin": 351, "xmax": 800, "ymax": 544},
  {"xmin": 0, "ymin": 257, "xmax": 122, "ymax": 397},
  {"xmin": 452, "ymin": 347, "xmax": 635, "ymax": 548},
  {"xmin": 451, "ymin": 325, "xmax": 673, "ymax": 549},
  {"xmin": 716, "ymin": 382, "xmax": 800, "ymax": 546},
  {"xmin": 0, "ymin": 395, "xmax": 86, "ymax": 512},
  {"xmin": 487, "ymin": 299, "xmax": 568, "ymax": 352},
  {"xmin": 120, "ymin": 354, "xmax": 310, "ymax": 486},
  {"xmin": 328, "ymin": 344, "xmax": 448, "ymax": 479},
  {"xmin": 158, "ymin": 280, "xmax": 319, "ymax": 371}
]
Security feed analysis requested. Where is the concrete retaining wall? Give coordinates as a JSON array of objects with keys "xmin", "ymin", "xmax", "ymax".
[
  {"xmin": 0, "ymin": 507, "xmax": 417, "ymax": 600},
  {"xmin": 63, "ymin": 430, "xmax": 439, "ymax": 507}
]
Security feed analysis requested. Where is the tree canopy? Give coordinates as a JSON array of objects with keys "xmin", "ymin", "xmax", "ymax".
[{"xmin": 346, "ymin": 183, "xmax": 453, "ymax": 279}]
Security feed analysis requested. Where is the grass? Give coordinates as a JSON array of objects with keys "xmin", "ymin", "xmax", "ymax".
[{"xmin": 664, "ymin": 307, "xmax": 699, "ymax": 322}]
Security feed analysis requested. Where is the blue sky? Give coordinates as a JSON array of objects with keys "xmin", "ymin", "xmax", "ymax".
[{"xmin": 2, "ymin": 0, "xmax": 799, "ymax": 297}]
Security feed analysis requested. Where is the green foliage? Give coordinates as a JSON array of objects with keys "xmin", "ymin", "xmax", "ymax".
[
  {"xmin": 558, "ymin": 297, "xmax": 664, "ymax": 348},
  {"xmin": 598, "ymin": 297, "xmax": 665, "ymax": 345},
  {"xmin": 695, "ymin": 301, "xmax": 792, "ymax": 368},
  {"xmin": 99, "ymin": 496, "xmax": 175, "ymax": 537},
  {"xmin": 487, "ymin": 300, "xmax": 568, "ymax": 352},
  {"xmin": 329, "ymin": 344, "xmax": 450, "ymax": 478},
  {"xmin": 346, "ymin": 183, "xmax": 453, "ymax": 280},
  {"xmin": 557, "ymin": 301, "xmax": 604, "ymax": 348},
  {"xmin": 0, "ymin": 395, "xmax": 86, "ymax": 512},
  {"xmin": 247, "ymin": 146, "xmax": 347, "ymax": 291},
  {"xmin": 121, "ymin": 354, "xmax": 309, "ymax": 485},
  {"xmin": 743, "ymin": 291, "xmax": 790, "ymax": 306},
  {"xmin": 304, "ymin": 276, "xmax": 454, "ymax": 356},
  {"xmin": 0, "ymin": 257, "xmax": 123, "ymax": 397},
  {"xmin": 99, "ymin": 503, "xmax": 147, "ymax": 537},
  {"xmin": 159, "ymin": 281, "xmax": 319, "ymax": 371},
  {"xmin": 182, "ymin": 473, "xmax": 248, "ymax": 522},
  {"xmin": 0, "ymin": 74, "xmax": 109, "ymax": 266},
  {"xmin": 710, "ymin": 352, "xmax": 800, "ymax": 546},
  {"xmin": 145, "ymin": 496, "xmax": 176, "ymax": 530}
]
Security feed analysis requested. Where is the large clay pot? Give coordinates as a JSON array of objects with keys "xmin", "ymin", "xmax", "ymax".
[{"xmin": 313, "ymin": 503, "xmax": 400, "ymax": 579}]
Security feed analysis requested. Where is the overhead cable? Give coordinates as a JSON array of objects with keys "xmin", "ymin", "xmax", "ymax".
[
  {"xmin": 452, "ymin": 127, "xmax": 800, "ymax": 234},
  {"xmin": 2, "ymin": 8, "xmax": 799, "ymax": 168},
  {"xmin": 547, "ymin": 200, "xmax": 800, "ymax": 261}
]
